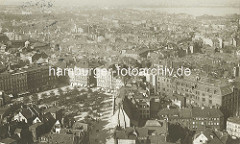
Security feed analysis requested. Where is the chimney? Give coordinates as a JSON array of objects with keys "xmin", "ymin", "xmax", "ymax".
[
  {"xmin": 167, "ymin": 105, "xmax": 170, "ymax": 109},
  {"xmin": 210, "ymin": 135, "xmax": 214, "ymax": 139}
]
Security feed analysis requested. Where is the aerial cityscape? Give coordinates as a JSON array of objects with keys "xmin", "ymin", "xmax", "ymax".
[{"xmin": 0, "ymin": 0, "xmax": 240, "ymax": 144}]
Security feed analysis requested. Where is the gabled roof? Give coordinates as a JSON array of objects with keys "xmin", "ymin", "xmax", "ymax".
[
  {"xmin": 21, "ymin": 108, "xmax": 35, "ymax": 119},
  {"xmin": 194, "ymin": 129, "xmax": 227, "ymax": 144},
  {"xmin": 41, "ymin": 112, "xmax": 55, "ymax": 123},
  {"xmin": 145, "ymin": 120, "xmax": 162, "ymax": 127},
  {"xmin": 121, "ymin": 97, "xmax": 140, "ymax": 123},
  {"xmin": 32, "ymin": 52, "xmax": 48, "ymax": 62}
]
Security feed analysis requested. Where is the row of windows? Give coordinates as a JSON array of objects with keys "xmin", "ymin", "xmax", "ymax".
[
  {"xmin": 193, "ymin": 121, "xmax": 219, "ymax": 125},
  {"xmin": 193, "ymin": 117, "xmax": 219, "ymax": 121},
  {"xmin": 176, "ymin": 81, "xmax": 218, "ymax": 94}
]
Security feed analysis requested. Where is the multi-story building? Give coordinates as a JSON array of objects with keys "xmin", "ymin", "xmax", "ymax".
[
  {"xmin": 0, "ymin": 72, "xmax": 12, "ymax": 94},
  {"xmin": 173, "ymin": 74, "xmax": 239, "ymax": 116},
  {"xmin": 221, "ymin": 86, "xmax": 240, "ymax": 117},
  {"xmin": 114, "ymin": 120, "xmax": 169, "ymax": 144},
  {"xmin": 96, "ymin": 64, "xmax": 123, "ymax": 91},
  {"xmin": 158, "ymin": 106, "xmax": 224, "ymax": 131},
  {"xmin": 145, "ymin": 73, "xmax": 157, "ymax": 94},
  {"xmin": 133, "ymin": 92, "xmax": 151, "ymax": 119},
  {"xmin": 69, "ymin": 59, "xmax": 100, "ymax": 87},
  {"xmin": 26, "ymin": 65, "xmax": 57, "ymax": 93},
  {"xmin": 157, "ymin": 75, "xmax": 174, "ymax": 96},
  {"xmin": 226, "ymin": 117, "xmax": 240, "ymax": 138},
  {"xmin": 191, "ymin": 107, "xmax": 224, "ymax": 131},
  {"xmin": 9, "ymin": 69, "xmax": 28, "ymax": 97},
  {"xmin": 0, "ymin": 69, "xmax": 28, "ymax": 97}
]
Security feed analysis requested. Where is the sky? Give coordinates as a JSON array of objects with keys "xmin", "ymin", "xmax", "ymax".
[{"xmin": 0, "ymin": 0, "xmax": 240, "ymax": 7}]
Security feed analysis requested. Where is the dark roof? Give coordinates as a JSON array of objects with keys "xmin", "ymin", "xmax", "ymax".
[
  {"xmin": 32, "ymin": 52, "xmax": 48, "ymax": 62},
  {"xmin": 44, "ymin": 107, "xmax": 62, "ymax": 113},
  {"xmin": 158, "ymin": 108, "xmax": 192, "ymax": 119},
  {"xmin": 41, "ymin": 112, "xmax": 55, "ymax": 123},
  {"xmin": 115, "ymin": 127, "xmax": 148, "ymax": 139},
  {"xmin": 192, "ymin": 107, "xmax": 223, "ymax": 118},
  {"xmin": 0, "ymin": 34, "xmax": 9, "ymax": 43},
  {"xmin": 122, "ymin": 97, "xmax": 140, "ymax": 123},
  {"xmin": 21, "ymin": 108, "xmax": 35, "ymax": 119}
]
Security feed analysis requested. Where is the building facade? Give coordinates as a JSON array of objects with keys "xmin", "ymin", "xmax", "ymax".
[
  {"xmin": 26, "ymin": 65, "xmax": 57, "ymax": 93},
  {"xmin": 226, "ymin": 117, "xmax": 240, "ymax": 138}
]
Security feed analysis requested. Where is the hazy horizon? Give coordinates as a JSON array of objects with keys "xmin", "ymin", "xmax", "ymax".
[{"xmin": 0, "ymin": 0, "xmax": 240, "ymax": 7}]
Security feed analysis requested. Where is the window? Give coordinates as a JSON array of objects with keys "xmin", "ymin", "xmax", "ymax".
[
  {"xmin": 209, "ymin": 100, "xmax": 212, "ymax": 104},
  {"xmin": 214, "ymin": 90, "xmax": 217, "ymax": 94}
]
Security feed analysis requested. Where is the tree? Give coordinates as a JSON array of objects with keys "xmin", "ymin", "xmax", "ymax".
[
  {"xmin": 23, "ymin": 96, "xmax": 30, "ymax": 105},
  {"xmin": 50, "ymin": 91, "xmax": 55, "ymax": 97},
  {"xmin": 41, "ymin": 93, "xmax": 48, "ymax": 100},
  {"xmin": 72, "ymin": 87, "xmax": 79, "ymax": 95},
  {"xmin": 58, "ymin": 88, "xmax": 64, "ymax": 96},
  {"xmin": 66, "ymin": 87, "xmax": 71, "ymax": 94},
  {"xmin": 32, "ymin": 94, "xmax": 39, "ymax": 104}
]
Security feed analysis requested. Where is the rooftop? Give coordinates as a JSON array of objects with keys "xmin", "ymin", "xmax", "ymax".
[{"xmin": 227, "ymin": 117, "xmax": 240, "ymax": 125}]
